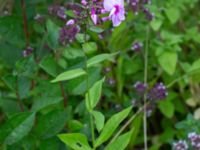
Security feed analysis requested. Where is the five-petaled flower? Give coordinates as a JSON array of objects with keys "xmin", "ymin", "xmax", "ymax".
[{"xmin": 103, "ymin": 0, "xmax": 125, "ymax": 27}]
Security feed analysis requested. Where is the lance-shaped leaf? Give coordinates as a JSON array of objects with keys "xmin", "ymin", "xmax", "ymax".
[
  {"xmin": 31, "ymin": 96, "xmax": 63, "ymax": 112},
  {"xmin": 94, "ymin": 106, "xmax": 132, "ymax": 147},
  {"xmin": 51, "ymin": 68, "xmax": 86, "ymax": 83},
  {"xmin": 104, "ymin": 131, "xmax": 132, "ymax": 150},
  {"xmin": 85, "ymin": 78, "xmax": 105, "ymax": 111},
  {"xmin": 0, "ymin": 112, "xmax": 35, "ymax": 145},
  {"xmin": 58, "ymin": 133, "xmax": 92, "ymax": 150},
  {"xmin": 87, "ymin": 53, "xmax": 118, "ymax": 68},
  {"xmin": 92, "ymin": 111, "xmax": 105, "ymax": 132},
  {"xmin": 34, "ymin": 109, "xmax": 68, "ymax": 139}
]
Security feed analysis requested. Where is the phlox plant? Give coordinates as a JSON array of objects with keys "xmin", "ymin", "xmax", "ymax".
[{"xmin": 51, "ymin": 0, "xmax": 166, "ymax": 150}]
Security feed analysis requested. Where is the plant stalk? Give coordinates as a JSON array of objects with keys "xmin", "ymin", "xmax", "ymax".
[
  {"xmin": 143, "ymin": 26, "xmax": 150, "ymax": 150},
  {"xmin": 83, "ymin": 20, "xmax": 95, "ymax": 148},
  {"xmin": 108, "ymin": 102, "xmax": 150, "ymax": 145},
  {"xmin": 20, "ymin": 0, "xmax": 29, "ymax": 46}
]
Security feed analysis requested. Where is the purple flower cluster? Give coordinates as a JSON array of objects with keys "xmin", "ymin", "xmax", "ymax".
[
  {"xmin": 134, "ymin": 81, "xmax": 147, "ymax": 96},
  {"xmin": 188, "ymin": 132, "xmax": 200, "ymax": 149},
  {"xmin": 127, "ymin": 0, "xmax": 154, "ymax": 21},
  {"xmin": 134, "ymin": 82, "xmax": 168, "ymax": 101},
  {"xmin": 48, "ymin": 5, "xmax": 66, "ymax": 20},
  {"xmin": 173, "ymin": 140, "xmax": 188, "ymax": 150},
  {"xmin": 172, "ymin": 132, "xmax": 200, "ymax": 150},
  {"xmin": 59, "ymin": 25, "xmax": 80, "ymax": 46},
  {"xmin": 131, "ymin": 42, "xmax": 143, "ymax": 52},
  {"xmin": 147, "ymin": 82, "xmax": 168, "ymax": 101},
  {"xmin": 23, "ymin": 46, "xmax": 33, "ymax": 57}
]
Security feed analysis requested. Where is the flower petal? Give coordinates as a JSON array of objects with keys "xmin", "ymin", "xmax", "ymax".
[
  {"xmin": 103, "ymin": 0, "xmax": 115, "ymax": 11},
  {"xmin": 115, "ymin": 0, "xmax": 124, "ymax": 6},
  {"xmin": 112, "ymin": 15, "xmax": 121, "ymax": 27}
]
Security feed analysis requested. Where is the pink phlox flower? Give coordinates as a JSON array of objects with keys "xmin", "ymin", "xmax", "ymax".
[
  {"xmin": 81, "ymin": 0, "xmax": 88, "ymax": 6},
  {"xmin": 91, "ymin": 8, "xmax": 98, "ymax": 25},
  {"xmin": 66, "ymin": 19, "xmax": 75, "ymax": 26},
  {"xmin": 103, "ymin": 0, "xmax": 125, "ymax": 27}
]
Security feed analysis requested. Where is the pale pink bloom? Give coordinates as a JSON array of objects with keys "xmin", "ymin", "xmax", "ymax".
[
  {"xmin": 81, "ymin": 0, "xmax": 88, "ymax": 6},
  {"xmin": 66, "ymin": 19, "xmax": 75, "ymax": 26},
  {"xmin": 91, "ymin": 8, "xmax": 98, "ymax": 25},
  {"xmin": 103, "ymin": 0, "xmax": 125, "ymax": 27}
]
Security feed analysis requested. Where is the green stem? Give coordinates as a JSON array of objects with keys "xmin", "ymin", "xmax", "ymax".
[
  {"xmin": 108, "ymin": 102, "xmax": 150, "ymax": 145},
  {"xmin": 83, "ymin": 22, "xmax": 95, "ymax": 149},
  {"xmin": 143, "ymin": 26, "xmax": 150, "ymax": 150}
]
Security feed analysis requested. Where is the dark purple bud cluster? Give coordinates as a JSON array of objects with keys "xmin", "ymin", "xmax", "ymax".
[
  {"xmin": 146, "ymin": 104, "xmax": 155, "ymax": 117},
  {"xmin": 133, "ymin": 81, "xmax": 168, "ymax": 102},
  {"xmin": 106, "ymin": 77, "xmax": 116, "ymax": 86},
  {"xmin": 142, "ymin": 7, "xmax": 154, "ymax": 21},
  {"xmin": 173, "ymin": 140, "xmax": 188, "ymax": 150},
  {"xmin": 127, "ymin": 0, "xmax": 154, "ymax": 21},
  {"xmin": 59, "ymin": 25, "xmax": 80, "ymax": 46},
  {"xmin": 134, "ymin": 81, "xmax": 147, "ymax": 96},
  {"xmin": 188, "ymin": 132, "xmax": 200, "ymax": 149},
  {"xmin": 128, "ymin": 0, "xmax": 140, "ymax": 15},
  {"xmin": 23, "ymin": 46, "xmax": 33, "ymax": 57},
  {"xmin": 131, "ymin": 42, "xmax": 143, "ymax": 52},
  {"xmin": 103, "ymin": 67, "xmax": 112, "ymax": 74},
  {"xmin": 65, "ymin": 3, "xmax": 85, "ymax": 17},
  {"xmin": 48, "ymin": 5, "xmax": 66, "ymax": 20},
  {"xmin": 147, "ymin": 82, "xmax": 168, "ymax": 101}
]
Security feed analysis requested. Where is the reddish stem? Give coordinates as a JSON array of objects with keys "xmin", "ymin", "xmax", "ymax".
[
  {"xmin": 60, "ymin": 82, "xmax": 67, "ymax": 107},
  {"xmin": 21, "ymin": 0, "xmax": 29, "ymax": 46}
]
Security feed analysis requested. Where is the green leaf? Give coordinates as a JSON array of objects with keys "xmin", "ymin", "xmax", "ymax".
[
  {"xmin": 63, "ymin": 47, "xmax": 84, "ymax": 59},
  {"xmin": 87, "ymin": 53, "xmax": 118, "ymax": 68},
  {"xmin": 82, "ymin": 42, "xmax": 97, "ymax": 54},
  {"xmin": 76, "ymin": 33, "xmax": 90, "ymax": 43},
  {"xmin": 0, "ymin": 112, "xmax": 35, "ymax": 145},
  {"xmin": 0, "ymin": 98, "xmax": 21, "ymax": 116},
  {"xmin": 39, "ymin": 137, "xmax": 60, "ymax": 150},
  {"xmin": 94, "ymin": 106, "xmax": 132, "ymax": 147},
  {"xmin": 51, "ymin": 68, "xmax": 86, "ymax": 83},
  {"xmin": 158, "ymin": 51, "xmax": 177, "ymax": 75},
  {"xmin": 89, "ymin": 26, "xmax": 104, "ymax": 33},
  {"xmin": 85, "ymin": 78, "xmax": 105, "ymax": 111},
  {"xmin": 66, "ymin": 67, "xmax": 101, "ymax": 95},
  {"xmin": 158, "ymin": 100, "xmax": 175, "ymax": 118},
  {"xmin": 129, "ymin": 115, "xmax": 142, "ymax": 148},
  {"xmin": 68, "ymin": 120, "xmax": 84, "ymax": 131},
  {"xmin": 46, "ymin": 19, "xmax": 59, "ymax": 49},
  {"xmin": 18, "ymin": 76, "xmax": 31, "ymax": 99},
  {"xmin": 58, "ymin": 133, "xmax": 92, "ymax": 150},
  {"xmin": 165, "ymin": 7, "xmax": 180, "ymax": 24},
  {"xmin": 189, "ymin": 59, "xmax": 200, "ymax": 73},
  {"xmin": 39, "ymin": 55, "xmax": 58, "ymax": 77},
  {"xmin": 34, "ymin": 109, "xmax": 67, "ymax": 139},
  {"xmin": 104, "ymin": 131, "xmax": 132, "ymax": 150},
  {"xmin": 31, "ymin": 96, "xmax": 63, "ymax": 112},
  {"xmin": 65, "ymin": 10, "xmax": 76, "ymax": 18},
  {"xmin": 150, "ymin": 19, "xmax": 162, "ymax": 31},
  {"xmin": 92, "ymin": 111, "xmax": 105, "ymax": 132},
  {"xmin": 2, "ymin": 74, "xmax": 16, "ymax": 91}
]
